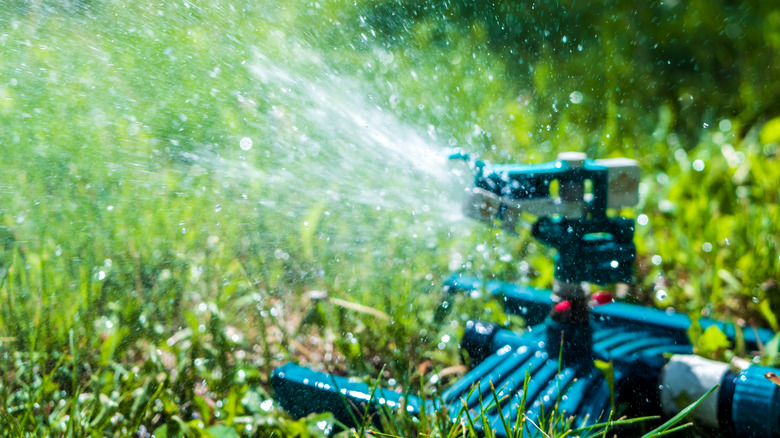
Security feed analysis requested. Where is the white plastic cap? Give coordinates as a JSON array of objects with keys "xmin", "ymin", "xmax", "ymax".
[{"xmin": 557, "ymin": 151, "xmax": 587, "ymax": 168}]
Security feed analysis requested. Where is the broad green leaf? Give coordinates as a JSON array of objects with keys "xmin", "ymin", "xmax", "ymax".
[
  {"xmin": 152, "ymin": 425, "xmax": 168, "ymax": 438},
  {"xmin": 205, "ymin": 425, "xmax": 239, "ymax": 438},
  {"xmin": 760, "ymin": 117, "xmax": 780, "ymax": 144},
  {"xmin": 697, "ymin": 325, "xmax": 731, "ymax": 358}
]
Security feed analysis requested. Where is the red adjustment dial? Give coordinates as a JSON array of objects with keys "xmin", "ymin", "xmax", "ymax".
[
  {"xmin": 591, "ymin": 291, "xmax": 614, "ymax": 306},
  {"xmin": 554, "ymin": 300, "xmax": 572, "ymax": 313}
]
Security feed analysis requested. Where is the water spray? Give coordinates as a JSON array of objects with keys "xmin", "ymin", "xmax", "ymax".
[{"xmin": 272, "ymin": 152, "xmax": 780, "ymax": 437}]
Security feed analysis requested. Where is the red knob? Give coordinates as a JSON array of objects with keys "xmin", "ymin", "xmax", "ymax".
[
  {"xmin": 554, "ymin": 300, "xmax": 572, "ymax": 313},
  {"xmin": 592, "ymin": 291, "xmax": 614, "ymax": 306}
]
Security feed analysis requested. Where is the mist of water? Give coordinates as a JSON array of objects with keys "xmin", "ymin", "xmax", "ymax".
[{"xmin": 179, "ymin": 46, "xmax": 469, "ymax": 231}]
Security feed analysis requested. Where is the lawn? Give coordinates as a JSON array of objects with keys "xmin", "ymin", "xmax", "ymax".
[{"xmin": 0, "ymin": 0, "xmax": 778, "ymax": 436}]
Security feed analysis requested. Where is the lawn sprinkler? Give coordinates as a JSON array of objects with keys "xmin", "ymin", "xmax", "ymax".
[{"xmin": 272, "ymin": 152, "xmax": 780, "ymax": 437}]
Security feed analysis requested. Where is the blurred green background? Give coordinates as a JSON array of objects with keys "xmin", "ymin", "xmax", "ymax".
[{"xmin": 0, "ymin": 0, "xmax": 778, "ymax": 435}]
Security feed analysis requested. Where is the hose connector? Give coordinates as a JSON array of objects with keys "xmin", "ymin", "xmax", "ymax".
[{"xmin": 731, "ymin": 365, "xmax": 780, "ymax": 437}]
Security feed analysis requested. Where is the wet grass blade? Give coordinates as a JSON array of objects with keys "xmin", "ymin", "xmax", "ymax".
[{"xmin": 640, "ymin": 385, "xmax": 718, "ymax": 438}]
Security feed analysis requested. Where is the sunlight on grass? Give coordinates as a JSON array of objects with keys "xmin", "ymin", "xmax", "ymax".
[{"xmin": 0, "ymin": 0, "xmax": 777, "ymax": 435}]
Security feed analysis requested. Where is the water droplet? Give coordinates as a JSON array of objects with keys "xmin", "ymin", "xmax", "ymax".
[
  {"xmin": 569, "ymin": 91, "xmax": 583, "ymax": 104},
  {"xmin": 239, "ymin": 137, "xmax": 253, "ymax": 150},
  {"xmin": 652, "ymin": 255, "xmax": 663, "ymax": 265},
  {"xmin": 637, "ymin": 214, "xmax": 649, "ymax": 226},
  {"xmin": 379, "ymin": 50, "xmax": 394, "ymax": 65},
  {"xmin": 702, "ymin": 242, "xmax": 713, "ymax": 252},
  {"xmin": 656, "ymin": 289, "xmax": 667, "ymax": 301}
]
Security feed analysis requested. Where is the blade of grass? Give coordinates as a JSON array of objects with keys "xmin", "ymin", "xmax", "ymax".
[
  {"xmin": 489, "ymin": 381, "xmax": 512, "ymax": 438},
  {"xmin": 565, "ymin": 415, "xmax": 660, "ymax": 437},
  {"xmin": 523, "ymin": 414, "xmax": 551, "ymax": 438},
  {"xmin": 640, "ymin": 384, "xmax": 718, "ymax": 438},
  {"xmin": 356, "ymin": 366, "xmax": 386, "ymax": 435}
]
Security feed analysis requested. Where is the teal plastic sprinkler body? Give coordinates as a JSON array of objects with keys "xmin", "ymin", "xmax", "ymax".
[
  {"xmin": 272, "ymin": 152, "xmax": 780, "ymax": 437},
  {"xmin": 457, "ymin": 151, "xmax": 638, "ymax": 285}
]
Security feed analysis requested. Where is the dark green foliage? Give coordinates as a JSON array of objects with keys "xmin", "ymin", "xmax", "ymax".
[{"xmin": 362, "ymin": 0, "xmax": 780, "ymax": 138}]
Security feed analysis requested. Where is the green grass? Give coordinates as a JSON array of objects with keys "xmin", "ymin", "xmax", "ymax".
[{"xmin": 0, "ymin": 0, "xmax": 778, "ymax": 436}]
